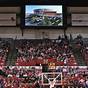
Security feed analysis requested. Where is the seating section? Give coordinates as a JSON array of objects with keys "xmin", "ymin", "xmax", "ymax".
[
  {"xmin": 0, "ymin": 66, "xmax": 87, "ymax": 88},
  {"xmin": 0, "ymin": 39, "xmax": 11, "ymax": 66},
  {"xmin": 15, "ymin": 38, "xmax": 77, "ymax": 66},
  {"xmin": 0, "ymin": 66, "xmax": 42, "ymax": 88},
  {"xmin": 0, "ymin": 35, "xmax": 87, "ymax": 66}
]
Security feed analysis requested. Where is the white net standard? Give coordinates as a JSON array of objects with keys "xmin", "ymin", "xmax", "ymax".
[{"xmin": 41, "ymin": 72, "xmax": 62, "ymax": 88}]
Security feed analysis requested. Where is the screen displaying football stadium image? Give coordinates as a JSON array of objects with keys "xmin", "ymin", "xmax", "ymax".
[{"xmin": 25, "ymin": 5, "xmax": 63, "ymax": 26}]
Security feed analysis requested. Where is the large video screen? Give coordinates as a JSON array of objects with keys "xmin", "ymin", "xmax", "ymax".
[{"xmin": 21, "ymin": 4, "xmax": 66, "ymax": 29}]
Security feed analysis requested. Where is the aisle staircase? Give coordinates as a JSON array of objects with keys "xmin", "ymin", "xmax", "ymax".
[
  {"xmin": 6, "ymin": 39, "xmax": 17, "ymax": 66},
  {"xmin": 72, "ymin": 45, "xmax": 86, "ymax": 66}
]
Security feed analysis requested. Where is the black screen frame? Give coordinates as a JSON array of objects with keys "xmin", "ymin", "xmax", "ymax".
[{"xmin": 21, "ymin": 2, "xmax": 67, "ymax": 29}]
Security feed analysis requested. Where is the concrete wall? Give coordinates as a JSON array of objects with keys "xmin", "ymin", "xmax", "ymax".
[
  {"xmin": 0, "ymin": 7, "xmax": 88, "ymax": 39},
  {"xmin": 66, "ymin": 7, "xmax": 88, "ymax": 38}
]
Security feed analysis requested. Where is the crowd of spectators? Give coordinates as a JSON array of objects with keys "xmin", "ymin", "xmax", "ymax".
[
  {"xmin": 0, "ymin": 66, "xmax": 42, "ymax": 88},
  {"xmin": 0, "ymin": 39, "xmax": 11, "ymax": 66},
  {"xmin": 0, "ymin": 34, "xmax": 87, "ymax": 66},
  {"xmin": 15, "ymin": 36, "xmax": 77, "ymax": 66},
  {"xmin": 55, "ymin": 66, "xmax": 88, "ymax": 88},
  {"xmin": 0, "ymin": 66, "xmax": 87, "ymax": 88}
]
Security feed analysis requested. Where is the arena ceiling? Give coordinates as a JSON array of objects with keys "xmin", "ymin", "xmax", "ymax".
[{"xmin": 0, "ymin": 0, "xmax": 88, "ymax": 6}]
